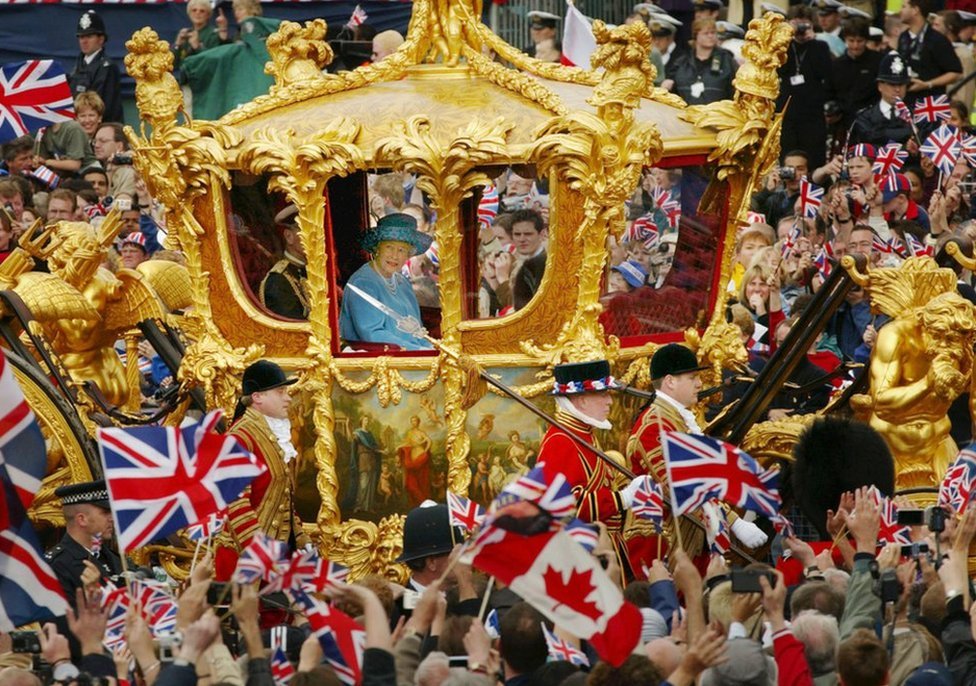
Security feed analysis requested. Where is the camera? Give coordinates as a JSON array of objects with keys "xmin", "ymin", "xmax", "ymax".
[
  {"xmin": 900, "ymin": 542, "xmax": 930, "ymax": 559},
  {"xmin": 897, "ymin": 509, "xmax": 925, "ymax": 526},
  {"xmin": 156, "ymin": 632, "xmax": 183, "ymax": 663},
  {"xmin": 925, "ymin": 505, "xmax": 947, "ymax": 533},
  {"xmin": 778, "ymin": 166, "xmax": 796, "ymax": 181},
  {"xmin": 113, "ymin": 196, "xmax": 133, "ymax": 212},
  {"xmin": 795, "ymin": 21, "xmax": 812, "ymax": 34},
  {"xmin": 10, "ymin": 630, "xmax": 40, "ymax": 654},
  {"xmin": 111, "ymin": 152, "xmax": 133, "ymax": 165},
  {"xmin": 730, "ymin": 568, "xmax": 776, "ymax": 593},
  {"xmin": 877, "ymin": 568, "xmax": 902, "ymax": 604}
]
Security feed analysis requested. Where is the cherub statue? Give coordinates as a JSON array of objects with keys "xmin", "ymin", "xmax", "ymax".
[{"xmin": 849, "ymin": 257, "xmax": 976, "ymax": 489}]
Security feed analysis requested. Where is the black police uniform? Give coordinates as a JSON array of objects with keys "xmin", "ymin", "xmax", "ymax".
[
  {"xmin": 69, "ymin": 48, "xmax": 123, "ymax": 123},
  {"xmin": 850, "ymin": 104, "xmax": 918, "ymax": 148},
  {"xmin": 897, "ymin": 24, "xmax": 962, "ymax": 103},
  {"xmin": 777, "ymin": 37, "xmax": 832, "ymax": 170},
  {"xmin": 46, "ymin": 533, "xmax": 123, "ymax": 604},
  {"xmin": 665, "ymin": 46, "xmax": 737, "ymax": 105}
]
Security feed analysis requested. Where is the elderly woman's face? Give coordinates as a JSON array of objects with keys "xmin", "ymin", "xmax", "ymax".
[
  {"xmin": 188, "ymin": 2, "xmax": 211, "ymax": 27},
  {"xmin": 373, "ymin": 240, "xmax": 413, "ymax": 278}
]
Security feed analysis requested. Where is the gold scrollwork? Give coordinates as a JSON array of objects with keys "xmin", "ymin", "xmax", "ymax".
[
  {"xmin": 265, "ymin": 19, "xmax": 333, "ymax": 94},
  {"xmin": 375, "ymin": 115, "xmax": 513, "ymax": 495},
  {"xmin": 526, "ymin": 20, "xmax": 663, "ymax": 368},
  {"xmin": 237, "ymin": 122, "xmax": 364, "ymax": 532},
  {"xmin": 329, "ymin": 356, "xmax": 441, "ymax": 407}
]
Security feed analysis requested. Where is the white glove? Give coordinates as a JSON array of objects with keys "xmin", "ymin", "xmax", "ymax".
[
  {"xmin": 731, "ymin": 517, "xmax": 768, "ymax": 548},
  {"xmin": 620, "ymin": 475, "xmax": 652, "ymax": 506}
]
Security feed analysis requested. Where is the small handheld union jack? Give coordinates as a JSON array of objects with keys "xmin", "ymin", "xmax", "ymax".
[
  {"xmin": 798, "ymin": 177, "xmax": 823, "ymax": 219},
  {"xmin": 894, "ymin": 99, "xmax": 913, "ymax": 123},
  {"xmin": 921, "ymin": 123, "xmax": 961, "ymax": 176},
  {"xmin": 233, "ymin": 531, "xmax": 289, "ymax": 585},
  {"xmin": 186, "ymin": 511, "xmax": 226, "ymax": 542},
  {"xmin": 871, "ymin": 233, "xmax": 893, "ymax": 255},
  {"xmin": 702, "ymin": 500, "xmax": 730, "ymax": 555},
  {"xmin": 0, "ymin": 60, "xmax": 74, "ymax": 142},
  {"xmin": 565, "ymin": 519, "xmax": 600, "ymax": 552},
  {"xmin": 780, "ymin": 221, "xmax": 801, "ymax": 258},
  {"xmin": 913, "ymin": 94, "xmax": 952, "ymax": 124},
  {"xmin": 630, "ymin": 477, "xmax": 665, "ymax": 530},
  {"xmin": 495, "ymin": 467, "xmax": 577, "ymax": 521},
  {"xmin": 866, "ymin": 487, "xmax": 912, "ymax": 545},
  {"xmin": 542, "ymin": 624, "xmax": 590, "ymax": 667},
  {"xmin": 962, "ymin": 134, "xmax": 976, "ymax": 167},
  {"xmin": 447, "ymin": 491, "xmax": 486, "ymax": 532},
  {"xmin": 905, "ymin": 233, "xmax": 933, "ymax": 258},
  {"xmin": 626, "ymin": 215, "xmax": 660, "ymax": 249},
  {"xmin": 346, "ymin": 4, "xmax": 368, "ymax": 28},
  {"xmin": 270, "ymin": 646, "xmax": 295, "ymax": 686},
  {"xmin": 663, "ymin": 432, "xmax": 781, "ymax": 518},
  {"xmin": 939, "ymin": 449, "xmax": 976, "ymax": 513},
  {"xmin": 814, "ymin": 247, "xmax": 832, "ymax": 281},
  {"xmin": 872, "ymin": 143, "xmax": 908, "ymax": 180}
]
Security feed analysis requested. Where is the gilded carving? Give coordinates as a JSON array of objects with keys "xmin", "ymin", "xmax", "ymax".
[
  {"xmin": 376, "ymin": 115, "xmax": 513, "ymax": 496},
  {"xmin": 846, "ymin": 256, "xmax": 976, "ymax": 489},
  {"xmin": 265, "ymin": 19, "xmax": 332, "ymax": 93},
  {"xmin": 526, "ymin": 20, "xmax": 662, "ymax": 367},
  {"xmin": 684, "ymin": 321, "xmax": 749, "ymax": 425}
]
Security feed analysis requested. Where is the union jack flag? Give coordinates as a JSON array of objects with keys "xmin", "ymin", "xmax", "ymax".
[
  {"xmin": 781, "ymin": 221, "xmax": 801, "ymax": 257},
  {"xmin": 630, "ymin": 478, "xmax": 665, "ymax": 530},
  {"xmin": 186, "ymin": 511, "xmax": 226, "ymax": 542},
  {"xmin": 262, "ymin": 548, "xmax": 320, "ymax": 595},
  {"xmin": 866, "ymin": 487, "xmax": 912, "ymax": 545},
  {"xmin": 0, "ymin": 60, "xmax": 73, "ymax": 143},
  {"xmin": 294, "ymin": 591, "xmax": 365, "ymax": 685},
  {"xmin": 939, "ymin": 449, "xmax": 976, "ymax": 513},
  {"xmin": 478, "ymin": 184, "xmax": 499, "ymax": 232},
  {"xmin": 872, "ymin": 233, "xmax": 893, "ymax": 255},
  {"xmin": 905, "ymin": 233, "xmax": 933, "ymax": 258},
  {"xmin": 90, "ymin": 532, "xmax": 103, "ymax": 557},
  {"xmin": 702, "ymin": 500, "xmax": 730, "ymax": 555},
  {"xmin": 133, "ymin": 579, "xmax": 178, "ymax": 635},
  {"xmin": 97, "ymin": 410, "xmax": 266, "ymax": 552},
  {"xmin": 920, "ymin": 124, "xmax": 961, "ymax": 176},
  {"xmin": 961, "ymin": 134, "xmax": 976, "ymax": 167},
  {"xmin": 894, "ymin": 99, "xmax": 913, "ymax": 123},
  {"xmin": 798, "ymin": 177, "xmax": 823, "ymax": 219},
  {"xmin": 484, "ymin": 608, "xmax": 500, "ymax": 639},
  {"xmin": 626, "ymin": 214, "xmax": 660, "ymax": 249},
  {"xmin": 565, "ymin": 519, "xmax": 600, "ymax": 552},
  {"xmin": 542, "ymin": 624, "xmax": 590, "ymax": 667},
  {"xmin": 496, "ymin": 467, "xmax": 577, "ymax": 521},
  {"xmin": 814, "ymin": 247, "xmax": 832, "ymax": 281},
  {"xmin": 0, "ymin": 351, "xmax": 67, "ymax": 631},
  {"xmin": 101, "ymin": 586, "xmax": 129, "ymax": 652},
  {"xmin": 270, "ymin": 646, "xmax": 295, "ymax": 686},
  {"xmin": 346, "ymin": 4, "xmax": 368, "ymax": 28},
  {"xmin": 770, "ymin": 512, "xmax": 796, "ymax": 539},
  {"xmin": 887, "ymin": 233, "xmax": 907, "ymax": 258},
  {"xmin": 663, "ymin": 432, "xmax": 781, "ymax": 518},
  {"xmin": 913, "ymin": 94, "xmax": 952, "ymax": 124},
  {"xmin": 447, "ymin": 491, "xmax": 486, "ymax": 532},
  {"xmin": 661, "ymin": 200, "xmax": 681, "ymax": 229},
  {"xmin": 746, "ymin": 211, "xmax": 766, "ymax": 225},
  {"xmin": 234, "ymin": 531, "xmax": 288, "ymax": 585},
  {"xmin": 873, "ymin": 143, "xmax": 909, "ymax": 179}
]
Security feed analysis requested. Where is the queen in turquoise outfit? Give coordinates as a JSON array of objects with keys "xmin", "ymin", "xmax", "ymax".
[{"xmin": 340, "ymin": 213, "xmax": 434, "ymax": 351}]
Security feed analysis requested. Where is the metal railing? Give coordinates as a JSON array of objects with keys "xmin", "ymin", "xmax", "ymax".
[{"xmin": 488, "ymin": 1, "xmax": 637, "ymax": 50}]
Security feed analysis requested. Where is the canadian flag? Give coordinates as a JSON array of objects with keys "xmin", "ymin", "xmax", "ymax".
[
  {"xmin": 463, "ymin": 521, "xmax": 641, "ymax": 666},
  {"xmin": 560, "ymin": 2, "xmax": 597, "ymax": 68}
]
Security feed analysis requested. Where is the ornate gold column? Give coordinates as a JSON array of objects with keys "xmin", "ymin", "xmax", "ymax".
[{"xmin": 376, "ymin": 115, "xmax": 513, "ymax": 494}]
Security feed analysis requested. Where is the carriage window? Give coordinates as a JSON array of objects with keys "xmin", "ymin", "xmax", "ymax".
[
  {"xmin": 466, "ymin": 167, "xmax": 550, "ymax": 320},
  {"xmin": 600, "ymin": 163, "xmax": 722, "ymax": 339},
  {"xmin": 226, "ymin": 173, "xmax": 312, "ymax": 322}
]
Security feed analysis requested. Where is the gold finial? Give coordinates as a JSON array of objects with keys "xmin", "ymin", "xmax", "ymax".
[
  {"xmin": 735, "ymin": 14, "xmax": 793, "ymax": 100},
  {"xmin": 125, "ymin": 28, "xmax": 182, "ymax": 126},
  {"xmin": 588, "ymin": 20, "xmax": 655, "ymax": 109},
  {"xmin": 265, "ymin": 19, "xmax": 333, "ymax": 91}
]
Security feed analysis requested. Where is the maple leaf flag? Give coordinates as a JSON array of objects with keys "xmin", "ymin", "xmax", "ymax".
[{"xmin": 463, "ymin": 520, "xmax": 641, "ymax": 666}]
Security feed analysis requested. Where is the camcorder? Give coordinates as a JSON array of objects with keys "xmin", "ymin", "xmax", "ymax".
[
  {"xmin": 778, "ymin": 166, "xmax": 796, "ymax": 181},
  {"xmin": 730, "ymin": 568, "xmax": 777, "ymax": 593}
]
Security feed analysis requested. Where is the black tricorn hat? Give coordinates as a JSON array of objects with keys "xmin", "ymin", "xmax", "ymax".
[
  {"xmin": 241, "ymin": 360, "xmax": 297, "ymax": 396},
  {"xmin": 55, "ymin": 479, "xmax": 110, "ymax": 509},
  {"xmin": 551, "ymin": 359, "xmax": 621, "ymax": 396},
  {"xmin": 650, "ymin": 343, "xmax": 708, "ymax": 380},
  {"xmin": 397, "ymin": 503, "xmax": 457, "ymax": 563},
  {"xmin": 77, "ymin": 10, "xmax": 107, "ymax": 37}
]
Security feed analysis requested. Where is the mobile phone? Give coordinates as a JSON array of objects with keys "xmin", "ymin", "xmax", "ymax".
[
  {"xmin": 896, "ymin": 509, "xmax": 925, "ymax": 526},
  {"xmin": 730, "ymin": 569, "xmax": 776, "ymax": 593},
  {"xmin": 10, "ymin": 630, "xmax": 40, "ymax": 654},
  {"xmin": 402, "ymin": 589, "xmax": 421, "ymax": 610}
]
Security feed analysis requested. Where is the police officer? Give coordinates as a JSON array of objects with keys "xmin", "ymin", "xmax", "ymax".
[
  {"xmin": 851, "ymin": 52, "xmax": 918, "ymax": 149},
  {"xmin": 68, "ymin": 10, "xmax": 123, "ymax": 123},
  {"xmin": 46, "ymin": 479, "xmax": 122, "ymax": 658},
  {"xmin": 393, "ymin": 503, "xmax": 479, "ymax": 623},
  {"xmin": 46, "ymin": 479, "xmax": 122, "ymax": 600}
]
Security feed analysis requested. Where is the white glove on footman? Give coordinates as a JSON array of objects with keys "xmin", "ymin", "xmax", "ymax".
[
  {"xmin": 620, "ymin": 475, "xmax": 652, "ymax": 506},
  {"xmin": 731, "ymin": 517, "xmax": 768, "ymax": 548}
]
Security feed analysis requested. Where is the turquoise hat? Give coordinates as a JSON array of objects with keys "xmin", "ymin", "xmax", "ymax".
[{"xmin": 362, "ymin": 213, "xmax": 433, "ymax": 256}]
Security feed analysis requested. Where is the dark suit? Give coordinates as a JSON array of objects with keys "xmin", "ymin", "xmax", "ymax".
[
  {"xmin": 512, "ymin": 250, "xmax": 546, "ymax": 311},
  {"xmin": 897, "ymin": 25, "xmax": 962, "ymax": 103},
  {"xmin": 68, "ymin": 49, "xmax": 123, "ymax": 123},
  {"xmin": 777, "ymin": 39, "xmax": 832, "ymax": 170}
]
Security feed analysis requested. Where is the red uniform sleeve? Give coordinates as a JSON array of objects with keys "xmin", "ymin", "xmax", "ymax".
[
  {"xmin": 772, "ymin": 629, "xmax": 814, "ymax": 686},
  {"xmin": 537, "ymin": 432, "xmax": 624, "ymax": 526},
  {"xmin": 626, "ymin": 410, "xmax": 678, "ymax": 483}
]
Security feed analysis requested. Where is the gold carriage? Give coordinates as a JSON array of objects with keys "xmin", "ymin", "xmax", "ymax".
[{"xmin": 7, "ymin": 0, "xmax": 855, "ymax": 575}]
